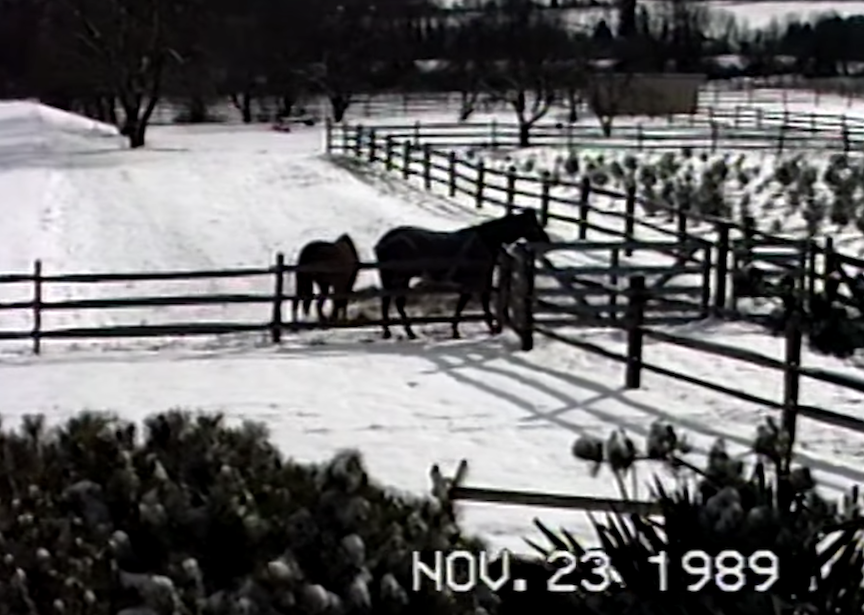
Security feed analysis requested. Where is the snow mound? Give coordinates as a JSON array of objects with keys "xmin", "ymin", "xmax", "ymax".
[{"xmin": 0, "ymin": 100, "xmax": 124, "ymax": 169}]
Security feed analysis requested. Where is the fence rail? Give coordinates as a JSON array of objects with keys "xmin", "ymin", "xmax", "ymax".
[{"xmin": 0, "ymin": 255, "xmax": 505, "ymax": 353}]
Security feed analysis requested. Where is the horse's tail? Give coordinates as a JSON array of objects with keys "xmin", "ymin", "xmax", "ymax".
[{"xmin": 295, "ymin": 269, "xmax": 314, "ymax": 317}]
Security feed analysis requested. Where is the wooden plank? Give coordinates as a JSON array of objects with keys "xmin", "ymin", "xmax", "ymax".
[
  {"xmin": 41, "ymin": 293, "xmax": 275, "ymax": 310},
  {"xmin": 649, "ymin": 284, "xmax": 704, "ymax": 296},
  {"xmin": 536, "ymin": 299, "xmax": 627, "ymax": 317},
  {"xmin": 532, "ymin": 240, "xmax": 690, "ymax": 253},
  {"xmin": 42, "ymin": 266, "xmax": 273, "ymax": 283},
  {"xmin": 537, "ymin": 286, "xmax": 617, "ymax": 298},
  {"xmin": 797, "ymin": 365, "xmax": 864, "ymax": 394},
  {"xmin": 642, "ymin": 327, "xmax": 787, "ymax": 371},
  {"xmin": 44, "ymin": 322, "xmax": 269, "ymax": 338},
  {"xmin": 544, "ymin": 264, "xmax": 703, "ymax": 277},
  {"xmin": 535, "ymin": 325, "xmax": 630, "ymax": 362},
  {"xmin": 796, "ymin": 404, "xmax": 864, "ymax": 434},
  {"xmin": 39, "ymin": 312, "xmax": 492, "ymax": 339},
  {"xmin": 640, "ymin": 357, "xmax": 785, "ymax": 409},
  {"xmin": 450, "ymin": 485, "xmax": 661, "ymax": 515}
]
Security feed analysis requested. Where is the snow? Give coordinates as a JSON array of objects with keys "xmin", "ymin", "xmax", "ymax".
[{"xmin": 2, "ymin": 100, "xmax": 864, "ymax": 557}]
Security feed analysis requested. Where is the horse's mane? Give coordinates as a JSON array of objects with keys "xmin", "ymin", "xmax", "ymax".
[{"xmin": 466, "ymin": 210, "xmax": 534, "ymax": 233}]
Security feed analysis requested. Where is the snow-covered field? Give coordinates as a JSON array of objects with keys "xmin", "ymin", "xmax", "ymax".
[{"xmin": 3, "ymin": 99, "xmax": 864, "ymax": 557}]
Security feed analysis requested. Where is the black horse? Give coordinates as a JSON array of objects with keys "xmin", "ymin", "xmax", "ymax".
[{"xmin": 373, "ymin": 210, "xmax": 550, "ymax": 340}]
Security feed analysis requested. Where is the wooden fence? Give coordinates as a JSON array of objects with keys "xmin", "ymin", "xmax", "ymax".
[
  {"xmin": 333, "ymin": 108, "xmax": 864, "ymax": 155},
  {"xmin": 330, "ymin": 119, "xmax": 864, "ymax": 312},
  {"xmin": 330, "ymin": 115, "xmax": 864, "ymax": 516},
  {"xmin": 0, "ymin": 255, "xmax": 505, "ymax": 353}
]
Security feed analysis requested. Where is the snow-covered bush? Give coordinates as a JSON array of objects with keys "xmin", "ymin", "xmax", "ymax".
[{"xmin": 0, "ymin": 411, "xmax": 488, "ymax": 615}]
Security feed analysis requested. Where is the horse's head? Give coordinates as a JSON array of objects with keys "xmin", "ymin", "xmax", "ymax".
[
  {"xmin": 335, "ymin": 233, "xmax": 359, "ymax": 259},
  {"xmin": 513, "ymin": 210, "xmax": 550, "ymax": 244}
]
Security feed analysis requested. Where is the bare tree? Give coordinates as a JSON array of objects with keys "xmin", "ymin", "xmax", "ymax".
[
  {"xmin": 447, "ymin": 19, "xmax": 493, "ymax": 121},
  {"xmin": 584, "ymin": 70, "xmax": 635, "ymax": 137},
  {"xmin": 304, "ymin": 4, "xmax": 380, "ymax": 123},
  {"xmin": 52, "ymin": 0, "xmax": 184, "ymax": 147},
  {"xmin": 480, "ymin": 0, "xmax": 571, "ymax": 147}
]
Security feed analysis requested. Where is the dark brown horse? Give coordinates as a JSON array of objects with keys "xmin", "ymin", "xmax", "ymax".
[
  {"xmin": 373, "ymin": 210, "xmax": 550, "ymax": 339},
  {"xmin": 292, "ymin": 233, "xmax": 360, "ymax": 323}
]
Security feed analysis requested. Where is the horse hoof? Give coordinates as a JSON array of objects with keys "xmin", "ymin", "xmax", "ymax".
[
  {"xmin": 382, "ymin": 330, "xmax": 392, "ymax": 340},
  {"xmin": 490, "ymin": 324, "xmax": 502, "ymax": 335},
  {"xmin": 451, "ymin": 331, "xmax": 461, "ymax": 340},
  {"xmin": 407, "ymin": 331, "xmax": 418, "ymax": 340}
]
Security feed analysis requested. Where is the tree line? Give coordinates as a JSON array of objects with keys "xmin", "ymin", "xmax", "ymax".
[{"xmin": 1, "ymin": 0, "xmax": 862, "ymax": 148}]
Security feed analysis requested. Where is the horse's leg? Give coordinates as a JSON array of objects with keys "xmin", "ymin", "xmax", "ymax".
[
  {"xmin": 380, "ymin": 277, "xmax": 394, "ymax": 339},
  {"xmin": 479, "ymin": 288, "xmax": 500, "ymax": 334},
  {"xmin": 451, "ymin": 292, "xmax": 472, "ymax": 339},
  {"xmin": 395, "ymin": 291, "xmax": 416, "ymax": 339},
  {"xmin": 316, "ymin": 282, "xmax": 329, "ymax": 322}
]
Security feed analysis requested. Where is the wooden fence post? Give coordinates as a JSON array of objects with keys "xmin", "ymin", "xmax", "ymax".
[
  {"xmin": 401, "ymin": 141, "xmax": 411, "ymax": 180},
  {"xmin": 505, "ymin": 166, "xmax": 516, "ymax": 214},
  {"xmin": 519, "ymin": 244, "xmax": 535, "ymax": 352},
  {"xmin": 32, "ymin": 259, "xmax": 42, "ymax": 355},
  {"xmin": 624, "ymin": 275, "xmax": 646, "ymax": 389},
  {"xmin": 806, "ymin": 240, "xmax": 818, "ymax": 305},
  {"xmin": 448, "ymin": 151, "xmax": 457, "ymax": 197},
  {"xmin": 782, "ymin": 306, "xmax": 803, "ymax": 453},
  {"xmin": 325, "ymin": 117, "xmax": 333, "ymax": 154},
  {"xmin": 710, "ymin": 122, "xmax": 718, "ymax": 152},
  {"xmin": 699, "ymin": 242, "xmax": 712, "ymax": 318},
  {"xmin": 353, "ymin": 124, "xmax": 363, "ymax": 157},
  {"xmin": 339, "ymin": 122, "xmax": 348, "ymax": 153},
  {"xmin": 385, "ymin": 136, "xmax": 394, "ymax": 171},
  {"xmin": 776, "ymin": 124, "xmax": 785, "ymax": 156},
  {"xmin": 609, "ymin": 248, "xmax": 620, "ymax": 322},
  {"xmin": 539, "ymin": 172, "xmax": 550, "ymax": 226},
  {"xmin": 578, "ymin": 176, "xmax": 591, "ymax": 240},
  {"xmin": 713, "ymin": 222, "xmax": 730, "ymax": 314},
  {"xmin": 422, "ymin": 144, "xmax": 432, "ymax": 190},
  {"xmin": 824, "ymin": 236, "xmax": 836, "ymax": 277},
  {"xmin": 676, "ymin": 201, "xmax": 690, "ymax": 243},
  {"xmin": 490, "ymin": 119, "xmax": 498, "ymax": 148},
  {"xmin": 636, "ymin": 124, "xmax": 644, "ymax": 151},
  {"xmin": 624, "ymin": 185, "xmax": 636, "ymax": 255},
  {"xmin": 367, "ymin": 128, "xmax": 377, "ymax": 162},
  {"xmin": 475, "ymin": 160, "xmax": 485, "ymax": 209},
  {"xmin": 271, "ymin": 253, "xmax": 285, "ymax": 344},
  {"xmin": 413, "ymin": 121, "xmax": 421, "ymax": 146}
]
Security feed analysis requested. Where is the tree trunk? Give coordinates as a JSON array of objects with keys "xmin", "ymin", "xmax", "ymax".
[
  {"xmin": 185, "ymin": 95, "xmax": 208, "ymax": 123},
  {"xmin": 518, "ymin": 121, "xmax": 531, "ymax": 148},
  {"xmin": 129, "ymin": 123, "xmax": 147, "ymax": 148},
  {"xmin": 458, "ymin": 90, "xmax": 477, "ymax": 121},
  {"xmin": 600, "ymin": 116, "xmax": 613, "ymax": 137},
  {"xmin": 241, "ymin": 93, "xmax": 252, "ymax": 123},
  {"xmin": 231, "ymin": 92, "xmax": 254, "ymax": 123},
  {"xmin": 566, "ymin": 89, "xmax": 579, "ymax": 123},
  {"xmin": 330, "ymin": 94, "xmax": 351, "ymax": 123}
]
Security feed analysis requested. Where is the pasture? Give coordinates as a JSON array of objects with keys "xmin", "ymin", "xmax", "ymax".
[{"xmin": 4, "ymin": 87, "xmax": 864, "ymax": 554}]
